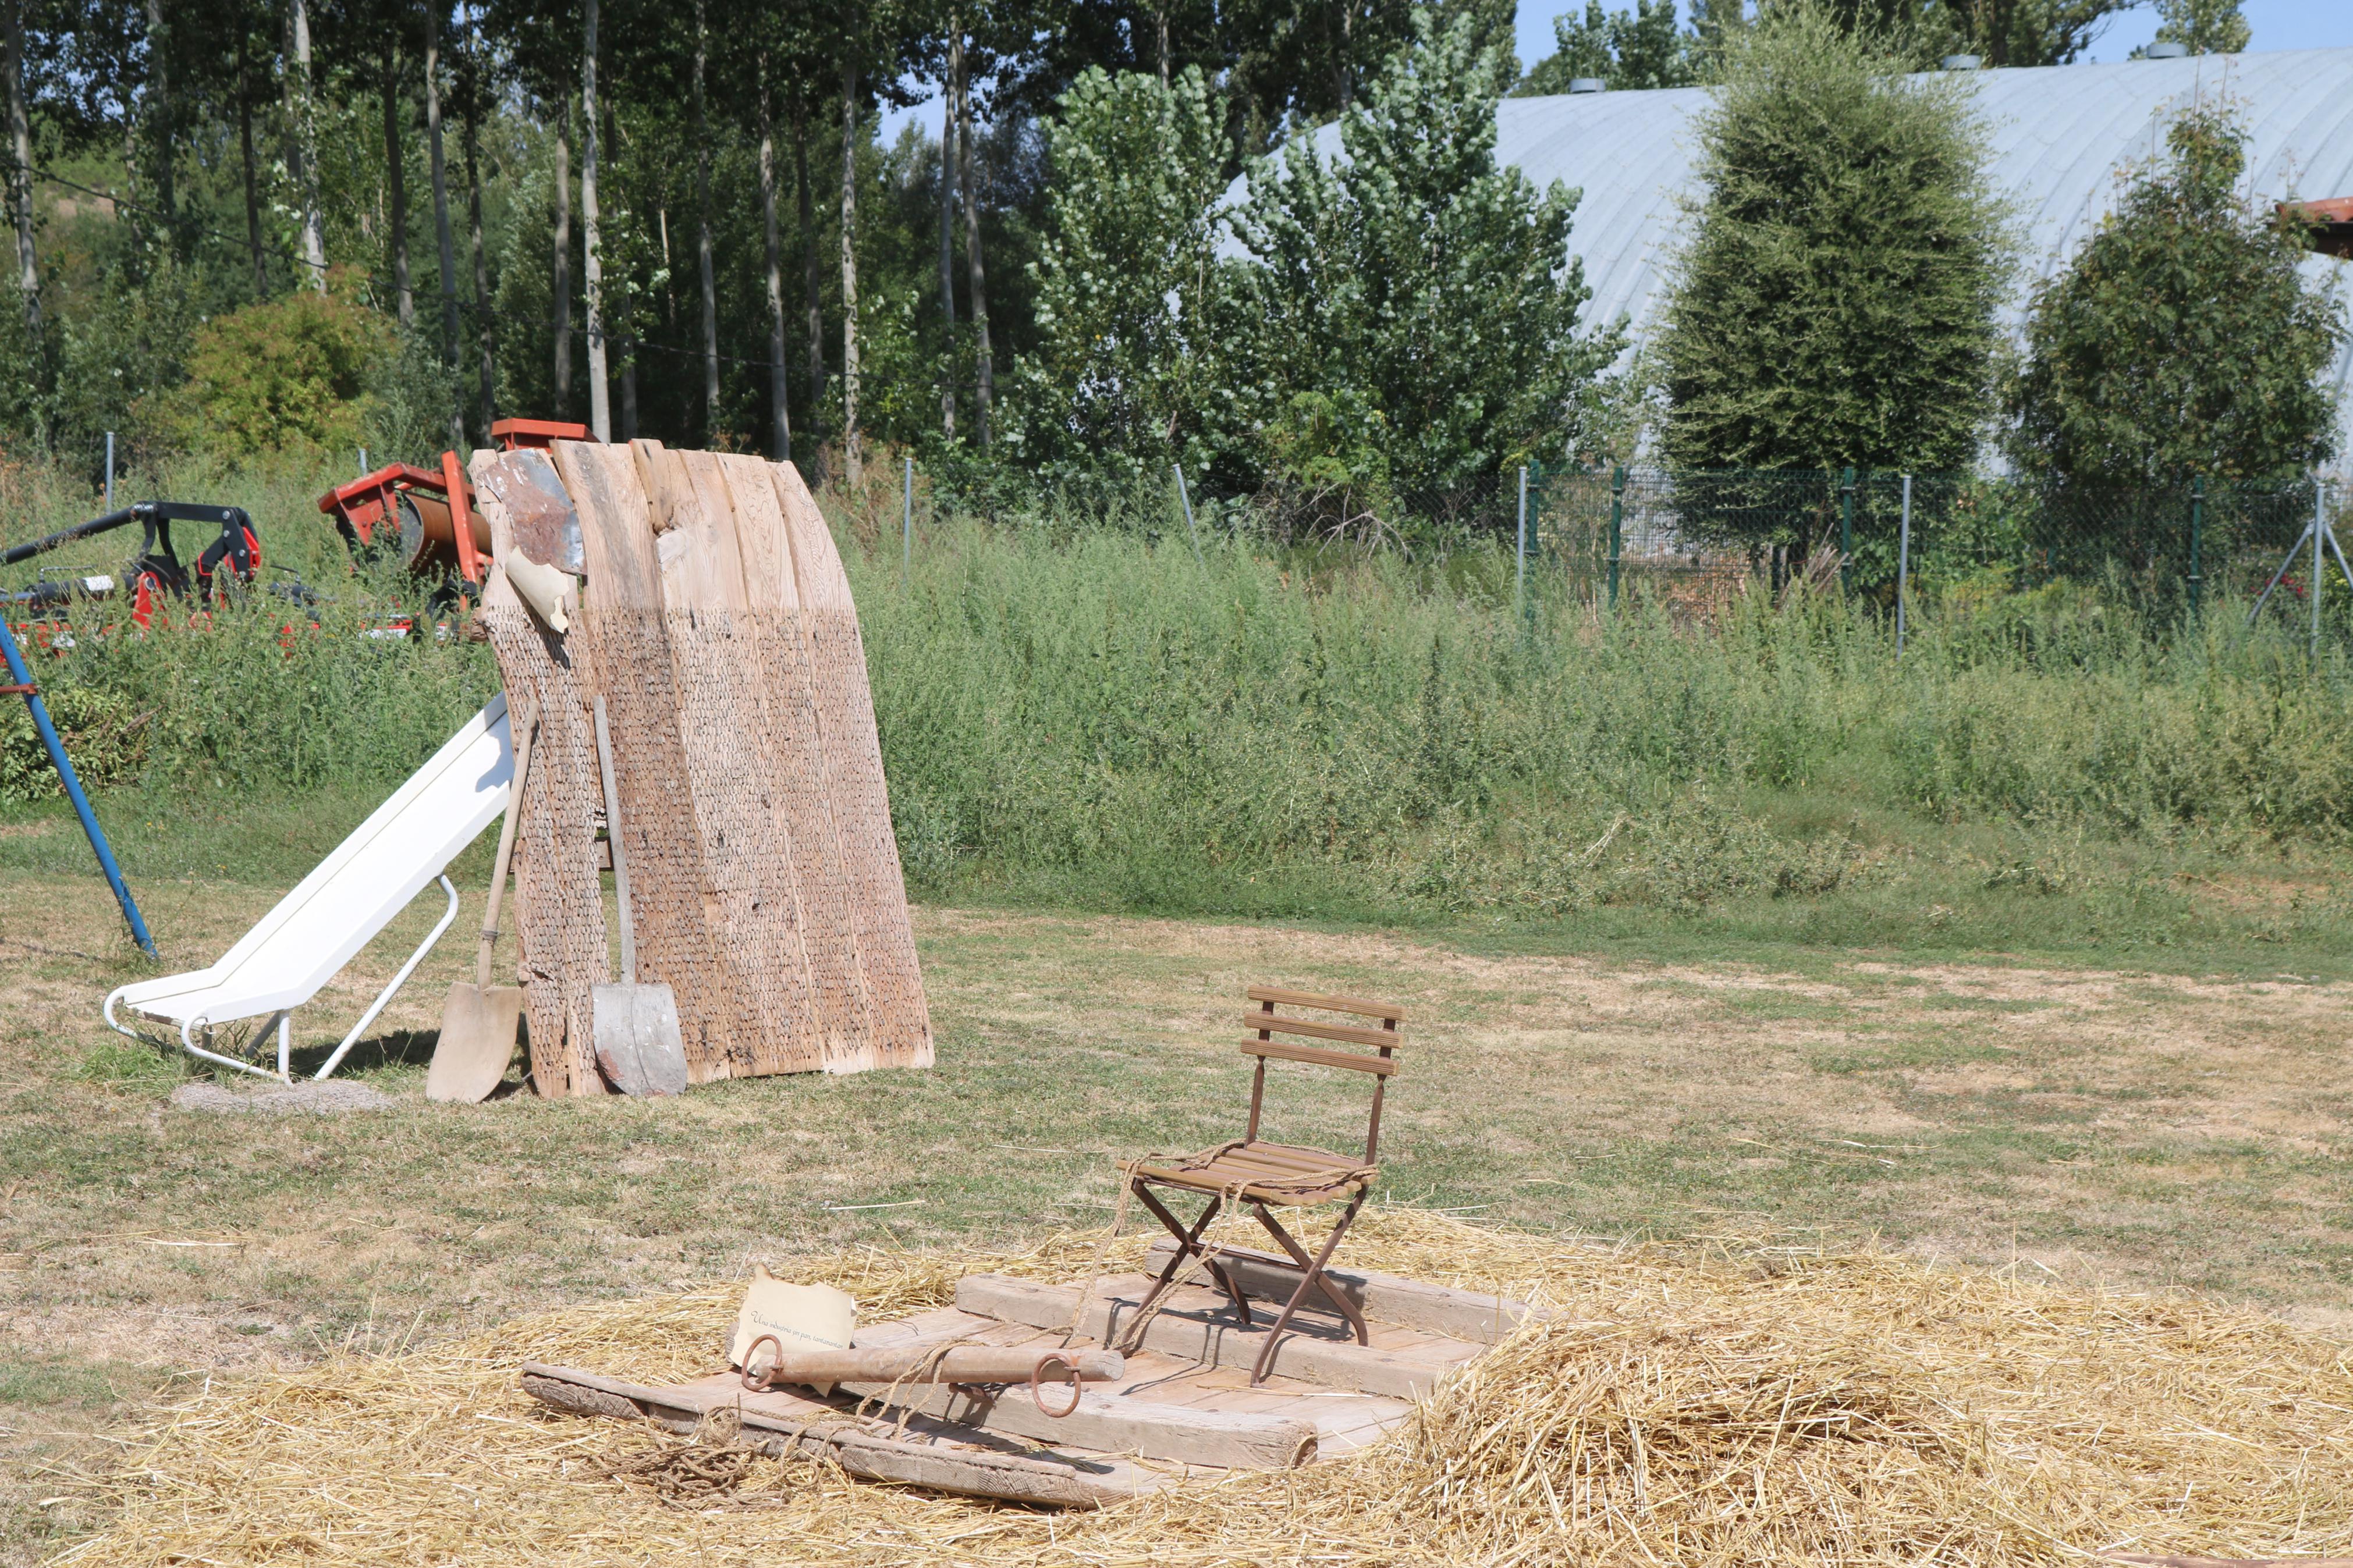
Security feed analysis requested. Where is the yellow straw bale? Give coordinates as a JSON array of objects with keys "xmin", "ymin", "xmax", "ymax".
[{"xmin": 55, "ymin": 1212, "xmax": 2353, "ymax": 1567}]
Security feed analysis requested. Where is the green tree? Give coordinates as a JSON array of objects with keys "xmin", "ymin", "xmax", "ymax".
[
  {"xmin": 1003, "ymin": 65, "xmax": 1229, "ymax": 490},
  {"xmin": 158, "ymin": 283, "xmax": 391, "ymax": 457},
  {"xmin": 2008, "ymin": 102, "xmax": 2341, "ymax": 490},
  {"xmin": 1227, "ymin": 8, "xmax": 1617, "ymax": 520},
  {"xmin": 1517, "ymin": 0, "xmax": 1696, "ymax": 94},
  {"xmin": 2152, "ymin": 0, "xmax": 2249, "ymax": 54},
  {"xmin": 1655, "ymin": 5, "xmax": 2009, "ymax": 481}
]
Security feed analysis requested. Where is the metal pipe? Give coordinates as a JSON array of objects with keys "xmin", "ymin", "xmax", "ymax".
[
  {"xmin": 0, "ymin": 506, "xmax": 140, "ymax": 568},
  {"xmin": 1173, "ymin": 463, "xmax": 1205, "ymax": 567},
  {"xmin": 1896, "ymin": 474, "xmax": 1912, "ymax": 658},
  {"xmin": 313, "ymin": 876, "xmax": 461, "ymax": 1079},
  {"xmin": 1515, "ymin": 464, "xmax": 1527, "ymax": 624},
  {"xmin": 744, "ymin": 1343, "xmax": 1124, "ymax": 1387},
  {"xmin": 2188, "ymin": 475, "xmax": 2203, "ymax": 616},
  {"xmin": 2314, "ymin": 481, "xmax": 2326, "ymax": 666},
  {"xmin": 1608, "ymin": 466, "xmax": 1624, "ymax": 609},
  {"xmin": 0, "ymin": 625, "xmax": 155, "ymax": 955},
  {"xmin": 1839, "ymin": 465, "xmax": 1855, "ymax": 591},
  {"xmin": 104, "ymin": 431, "xmax": 113, "ymax": 511},
  {"xmin": 902, "ymin": 454, "xmax": 913, "ymax": 585}
]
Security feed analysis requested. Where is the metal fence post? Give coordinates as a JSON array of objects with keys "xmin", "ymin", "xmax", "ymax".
[
  {"xmin": 2315, "ymin": 479, "xmax": 2327, "ymax": 667},
  {"xmin": 1515, "ymin": 465, "xmax": 1534, "ymax": 630},
  {"xmin": 1173, "ymin": 463, "xmax": 1206, "ymax": 567},
  {"xmin": 2188, "ymin": 475, "xmax": 2203, "ymax": 616},
  {"xmin": 104, "ymin": 431, "xmax": 115, "ymax": 511},
  {"xmin": 1608, "ymin": 465, "xmax": 1624, "ymax": 610},
  {"xmin": 1838, "ymin": 466, "xmax": 1855, "ymax": 591},
  {"xmin": 902, "ymin": 455, "xmax": 914, "ymax": 586},
  {"xmin": 1896, "ymin": 474, "xmax": 1913, "ymax": 659}
]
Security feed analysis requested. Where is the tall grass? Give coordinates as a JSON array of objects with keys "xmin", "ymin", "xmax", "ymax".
[
  {"xmin": 852, "ymin": 521, "xmax": 2353, "ymax": 922},
  {"xmin": 5, "ymin": 452, "xmax": 2350, "ymax": 942}
]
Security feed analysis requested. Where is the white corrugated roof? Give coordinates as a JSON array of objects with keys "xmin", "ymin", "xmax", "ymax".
[{"xmin": 1251, "ymin": 48, "xmax": 2353, "ymax": 451}]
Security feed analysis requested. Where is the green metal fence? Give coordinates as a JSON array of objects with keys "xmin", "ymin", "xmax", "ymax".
[{"xmin": 1518, "ymin": 467, "xmax": 2337, "ymax": 621}]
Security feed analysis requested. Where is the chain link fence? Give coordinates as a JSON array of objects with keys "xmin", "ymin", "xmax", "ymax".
[{"xmin": 1518, "ymin": 467, "xmax": 2337, "ymax": 621}]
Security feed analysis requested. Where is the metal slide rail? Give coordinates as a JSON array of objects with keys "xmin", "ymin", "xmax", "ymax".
[{"xmin": 102, "ymin": 875, "xmax": 462, "ymax": 1083}]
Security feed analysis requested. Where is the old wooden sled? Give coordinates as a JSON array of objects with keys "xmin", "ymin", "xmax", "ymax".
[{"xmin": 521, "ymin": 1245, "xmax": 1538, "ymax": 1507}]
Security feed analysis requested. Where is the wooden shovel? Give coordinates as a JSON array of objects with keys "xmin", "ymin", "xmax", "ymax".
[
  {"xmin": 589, "ymin": 696, "xmax": 687, "ymax": 1095},
  {"xmin": 427, "ymin": 714, "xmax": 535, "ymax": 1103}
]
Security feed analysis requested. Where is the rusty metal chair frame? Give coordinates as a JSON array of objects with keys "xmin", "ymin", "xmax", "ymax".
[{"xmin": 1124, "ymin": 986, "xmax": 1402, "ymax": 1385}]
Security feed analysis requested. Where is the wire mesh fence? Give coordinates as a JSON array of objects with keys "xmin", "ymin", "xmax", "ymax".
[{"xmin": 1520, "ymin": 467, "xmax": 2337, "ymax": 620}]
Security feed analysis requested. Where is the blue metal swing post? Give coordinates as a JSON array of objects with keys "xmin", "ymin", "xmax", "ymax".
[{"xmin": 1, "ymin": 624, "xmax": 157, "ymax": 957}]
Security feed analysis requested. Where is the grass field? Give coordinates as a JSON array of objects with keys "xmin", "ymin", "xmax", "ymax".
[{"xmin": 5, "ymin": 854, "xmax": 2352, "ymax": 1563}]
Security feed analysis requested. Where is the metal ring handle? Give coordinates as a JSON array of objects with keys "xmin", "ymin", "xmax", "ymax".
[
  {"xmin": 1030, "ymin": 1352, "xmax": 1084, "ymax": 1418},
  {"xmin": 741, "ymin": 1334, "xmax": 784, "ymax": 1392}
]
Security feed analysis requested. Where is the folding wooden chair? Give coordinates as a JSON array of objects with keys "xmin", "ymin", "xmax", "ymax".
[{"xmin": 1123, "ymin": 985, "xmax": 1402, "ymax": 1385}]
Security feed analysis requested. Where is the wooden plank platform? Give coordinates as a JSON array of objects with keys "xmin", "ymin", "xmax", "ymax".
[{"xmin": 520, "ymin": 1261, "xmax": 1516, "ymax": 1506}]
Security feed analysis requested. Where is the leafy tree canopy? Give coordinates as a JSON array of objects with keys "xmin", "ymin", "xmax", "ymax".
[
  {"xmin": 1517, "ymin": 0, "xmax": 1698, "ymax": 95},
  {"xmin": 2151, "ymin": 0, "xmax": 2250, "ymax": 55},
  {"xmin": 1226, "ymin": 8, "xmax": 1619, "ymax": 515},
  {"xmin": 1004, "ymin": 65, "xmax": 1231, "ymax": 492},
  {"xmin": 1656, "ymin": 3, "xmax": 2011, "ymax": 474},
  {"xmin": 2007, "ymin": 102, "xmax": 2343, "ymax": 490}
]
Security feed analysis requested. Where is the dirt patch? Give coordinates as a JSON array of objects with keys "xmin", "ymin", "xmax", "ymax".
[{"xmin": 168, "ymin": 1080, "xmax": 395, "ymax": 1116}]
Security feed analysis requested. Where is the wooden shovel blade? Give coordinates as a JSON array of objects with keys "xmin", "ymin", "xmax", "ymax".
[
  {"xmin": 591, "ymin": 982, "xmax": 687, "ymax": 1096},
  {"xmin": 430, "ymin": 982, "xmax": 523, "ymax": 1103}
]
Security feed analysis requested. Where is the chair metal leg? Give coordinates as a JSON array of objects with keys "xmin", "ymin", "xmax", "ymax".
[
  {"xmin": 1250, "ymin": 1199, "xmax": 1371, "ymax": 1345},
  {"xmin": 1129, "ymin": 1183, "xmax": 1252, "ymax": 1338},
  {"xmin": 1249, "ymin": 1188, "xmax": 1370, "ymax": 1386}
]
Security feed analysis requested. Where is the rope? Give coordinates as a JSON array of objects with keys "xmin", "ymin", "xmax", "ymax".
[{"xmin": 1062, "ymin": 1140, "xmax": 1376, "ymax": 1356}]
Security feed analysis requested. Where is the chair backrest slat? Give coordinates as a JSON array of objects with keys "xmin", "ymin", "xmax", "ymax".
[
  {"xmin": 1238, "ymin": 1037, "xmax": 1398, "ymax": 1076},
  {"xmin": 1239, "ymin": 984, "xmax": 1404, "ymax": 1161},
  {"xmin": 1238, "ymin": 1012, "xmax": 1400, "ymax": 1050},
  {"xmin": 1245, "ymin": 985, "xmax": 1405, "ymax": 1024}
]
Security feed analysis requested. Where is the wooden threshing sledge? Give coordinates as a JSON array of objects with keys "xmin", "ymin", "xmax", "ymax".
[{"xmin": 525, "ymin": 990, "xmax": 1536, "ymax": 1506}]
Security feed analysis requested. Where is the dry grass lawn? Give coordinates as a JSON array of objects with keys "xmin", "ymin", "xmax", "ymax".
[{"xmin": 4, "ymin": 865, "xmax": 2352, "ymax": 1562}]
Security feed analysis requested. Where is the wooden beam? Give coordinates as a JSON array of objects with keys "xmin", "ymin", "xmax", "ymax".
[
  {"xmin": 1144, "ymin": 1239, "xmax": 1542, "ymax": 1345},
  {"xmin": 954, "ymin": 1275, "xmax": 1465, "ymax": 1400},
  {"xmin": 520, "ymin": 1363, "xmax": 1155, "ymax": 1508}
]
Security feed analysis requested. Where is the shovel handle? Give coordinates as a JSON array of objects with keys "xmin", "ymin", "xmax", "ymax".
[
  {"xmin": 478, "ymin": 714, "xmax": 535, "ymax": 990},
  {"xmin": 591, "ymin": 696, "xmax": 635, "ymax": 982}
]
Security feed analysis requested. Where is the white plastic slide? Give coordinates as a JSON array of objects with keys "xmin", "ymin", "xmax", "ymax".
[{"xmin": 104, "ymin": 693, "xmax": 514, "ymax": 1082}]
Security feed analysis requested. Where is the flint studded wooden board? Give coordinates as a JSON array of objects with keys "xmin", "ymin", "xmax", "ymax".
[
  {"xmin": 553, "ymin": 440, "xmax": 746, "ymax": 1082},
  {"xmin": 470, "ymin": 439, "xmax": 929, "ymax": 1085},
  {"xmin": 633, "ymin": 442, "xmax": 826, "ymax": 1076}
]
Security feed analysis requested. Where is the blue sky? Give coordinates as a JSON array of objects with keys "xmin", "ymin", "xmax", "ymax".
[{"xmin": 1510, "ymin": 0, "xmax": 2353, "ymax": 69}]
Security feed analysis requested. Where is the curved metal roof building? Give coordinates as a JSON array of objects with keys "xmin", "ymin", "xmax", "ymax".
[{"xmin": 1282, "ymin": 48, "xmax": 2353, "ymax": 454}]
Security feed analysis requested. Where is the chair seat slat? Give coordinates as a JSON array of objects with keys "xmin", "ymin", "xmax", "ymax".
[{"xmin": 1237, "ymin": 1012, "xmax": 1403, "ymax": 1050}]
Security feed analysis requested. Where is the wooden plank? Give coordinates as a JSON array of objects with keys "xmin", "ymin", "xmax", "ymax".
[
  {"xmin": 1237, "ymin": 1038, "xmax": 1396, "ymax": 1075},
  {"xmin": 1145, "ymin": 1239, "xmax": 1541, "ymax": 1345},
  {"xmin": 716, "ymin": 453, "xmax": 878, "ymax": 1073},
  {"xmin": 553, "ymin": 439, "xmax": 743, "ymax": 1082},
  {"xmin": 519, "ymin": 1364, "xmax": 1155, "ymax": 1507},
  {"xmin": 1246, "ymin": 986, "xmax": 1406, "ymax": 1022},
  {"xmin": 765, "ymin": 460, "xmax": 932, "ymax": 1071},
  {"xmin": 470, "ymin": 449, "xmax": 608, "ymax": 1097},
  {"xmin": 1237, "ymin": 1013, "xmax": 1404, "ymax": 1049},
  {"xmin": 955, "ymin": 1275, "xmax": 1454, "ymax": 1399}
]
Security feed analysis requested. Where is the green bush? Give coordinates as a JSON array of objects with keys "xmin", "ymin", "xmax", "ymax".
[
  {"xmin": 157, "ymin": 286, "xmax": 392, "ymax": 460},
  {"xmin": 0, "ymin": 685, "xmax": 152, "ymax": 802}
]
